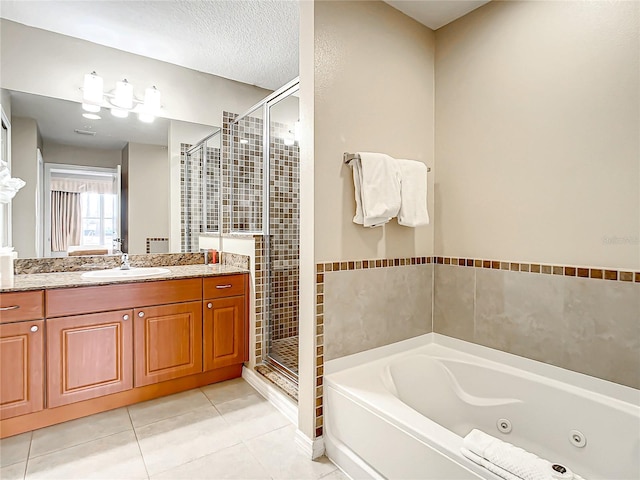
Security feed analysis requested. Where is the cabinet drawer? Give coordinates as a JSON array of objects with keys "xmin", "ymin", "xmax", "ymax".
[
  {"xmin": 0, "ymin": 291, "xmax": 44, "ymax": 324},
  {"xmin": 203, "ymin": 275, "xmax": 245, "ymax": 299},
  {"xmin": 46, "ymin": 278, "xmax": 202, "ymax": 317}
]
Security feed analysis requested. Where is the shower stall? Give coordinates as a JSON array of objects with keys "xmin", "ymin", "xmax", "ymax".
[
  {"xmin": 181, "ymin": 128, "xmax": 222, "ymax": 253},
  {"xmin": 182, "ymin": 79, "xmax": 300, "ymax": 384},
  {"xmin": 228, "ymin": 78, "xmax": 300, "ymax": 382}
]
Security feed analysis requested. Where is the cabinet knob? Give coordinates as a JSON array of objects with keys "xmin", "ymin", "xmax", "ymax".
[
  {"xmin": 207, "ymin": 302, "xmax": 213, "ymax": 309},
  {"xmin": 138, "ymin": 312, "xmax": 145, "ymax": 318},
  {"xmin": 30, "ymin": 325, "xmax": 39, "ymax": 332},
  {"xmin": 123, "ymin": 314, "xmax": 130, "ymax": 321}
]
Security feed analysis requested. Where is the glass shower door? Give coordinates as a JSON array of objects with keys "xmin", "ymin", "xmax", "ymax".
[{"xmin": 264, "ymin": 85, "xmax": 300, "ymax": 379}]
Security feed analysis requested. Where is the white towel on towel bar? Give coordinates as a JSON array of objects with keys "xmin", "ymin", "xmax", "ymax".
[
  {"xmin": 351, "ymin": 152, "xmax": 401, "ymax": 227},
  {"xmin": 461, "ymin": 429, "xmax": 585, "ymax": 480},
  {"xmin": 396, "ymin": 159, "xmax": 429, "ymax": 227}
]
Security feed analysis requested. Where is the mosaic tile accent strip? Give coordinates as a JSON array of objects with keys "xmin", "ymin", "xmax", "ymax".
[
  {"xmin": 433, "ymin": 257, "xmax": 639, "ymax": 283},
  {"xmin": 313, "ymin": 254, "xmax": 638, "ymax": 438},
  {"xmin": 314, "ymin": 257, "xmax": 432, "ymax": 439},
  {"xmin": 254, "ymin": 235, "xmax": 265, "ymax": 365},
  {"xmin": 145, "ymin": 237, "xmax": 169, "ymax": 254}
]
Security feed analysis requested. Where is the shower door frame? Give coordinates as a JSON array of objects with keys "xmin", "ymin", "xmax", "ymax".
[{"xmin": 230, "ymin": 77, "xmax": 300, "ymax": 382}]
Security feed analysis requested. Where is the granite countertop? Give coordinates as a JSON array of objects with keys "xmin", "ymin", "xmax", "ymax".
[{"xmin": 0, "ymin": 264, "xmax": 249, "ymax": 293}]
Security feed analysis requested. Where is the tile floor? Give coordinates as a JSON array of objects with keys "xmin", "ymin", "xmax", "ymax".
[
  {"xmin": 0, "ymin": 378, "xmax": 346, "ymax": 480},
  {"xmin": 269, "ymin": 336, "xmax": 299, "ymax": 376}
]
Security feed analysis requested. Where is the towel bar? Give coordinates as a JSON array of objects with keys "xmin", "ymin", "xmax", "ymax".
[{"xmin": 343, "ymin": 152, "xmax": 431, "ymax": 172}]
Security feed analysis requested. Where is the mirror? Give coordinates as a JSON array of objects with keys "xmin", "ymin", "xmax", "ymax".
[{"xmin": 5, "ymin": 89, "xmax": 219, "ymax": 258}]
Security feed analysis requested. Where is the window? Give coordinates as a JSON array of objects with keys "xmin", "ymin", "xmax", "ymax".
[{"xmin": 80, "ymin": 192, "xmax": 117, "ymax": 246}]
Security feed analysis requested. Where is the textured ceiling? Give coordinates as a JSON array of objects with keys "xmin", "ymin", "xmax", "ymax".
[{"xmin": 0, "ymin": 0, "xmax": 299, "ymax": 91}]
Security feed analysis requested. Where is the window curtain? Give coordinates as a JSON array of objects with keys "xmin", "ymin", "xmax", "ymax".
[{"xmin": 51, "ymin": 191, "xmax": 81, "ymax": 252}]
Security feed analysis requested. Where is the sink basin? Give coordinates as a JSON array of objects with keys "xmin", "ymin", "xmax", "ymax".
[{"xmin": 81, "ymin": 267, "xmax": 171, "ymax": 280}]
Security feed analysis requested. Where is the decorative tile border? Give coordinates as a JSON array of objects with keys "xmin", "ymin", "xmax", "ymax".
[
  {"xmin": 432, "ymin": 257, "xmax": 640, "ymax": 283},
  {"xmin": 145, "ymin": 237, "xmax": 169, "ymax": 254},
  {"xmin": 312, "ymin": 254, "xmax": 638, "ymax": 439},
  {"xmin": 314, "ymin": 256, "xmax": 432, "ymax": 438}
]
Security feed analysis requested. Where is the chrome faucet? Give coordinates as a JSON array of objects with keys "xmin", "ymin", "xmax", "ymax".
[
  {"xmin": 112, "ymin": 237, "xmax": 123, "ymax": 255},
  {"xmin": 120, "ymin": 253, "xmax": 131, "ymax": 270}
]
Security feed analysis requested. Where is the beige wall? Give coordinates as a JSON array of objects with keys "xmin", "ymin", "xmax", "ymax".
[
  {"xmin": 11, "ymin": 116, "xmax": 39, "ymax": 257},
  {"xmin": 435, "ymin": 0, "xmax": 640, "ymax": 270},
  {"xmin": 126, "ymin": 142, "xmax": 169, "ymax": 255},
  {"xmin": 42, "ymin": 141, "xmax": 122, "ymax": 169},
  {"xmin": 314, "ymin": 0, "xmax": 435, "ymax": 262},
  {"xmin": 0, "ymin": 89, "xmax": 12, "ymax": 120},
  {"xmin": 0, "ymin": 19, "xmax": 270, "ymax": 129}
]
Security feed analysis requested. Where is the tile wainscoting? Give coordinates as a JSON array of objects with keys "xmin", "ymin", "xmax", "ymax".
[
  {"xmin": 313, "ymin": 256, "xmax": 639, "ymax": 439},
  {"xmin": 434, "ymin": 263, "xmax": 640, "ymax": 389},
  {"xmin": 315, "ymin": 257, "xmax": 434, "ymax": 438}
]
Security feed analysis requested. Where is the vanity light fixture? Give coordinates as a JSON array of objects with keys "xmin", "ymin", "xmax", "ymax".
[{"xmin": 80, "ymin": 71, "xmax": 162, "ymax": 123}]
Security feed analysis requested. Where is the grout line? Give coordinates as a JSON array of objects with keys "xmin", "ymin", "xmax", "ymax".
[
  {"xmin": 126, "ymin": 407, "xmax": 151, "ymax": 480},
  {"xmin": 22, "ymin": 431, "xmax": 34, "ymax": 480}
]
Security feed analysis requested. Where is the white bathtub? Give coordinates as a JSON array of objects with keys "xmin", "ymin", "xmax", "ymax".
[{"xmin": 324, "ymin": 334, "xmax": 640, "ymax": 480}]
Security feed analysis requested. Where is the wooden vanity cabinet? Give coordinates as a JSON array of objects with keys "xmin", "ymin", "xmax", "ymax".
[
  {"xmin": 47, "ymin": 310, "xmax": 133, "ymax": 408},
  {"xmin": 0, "ymin": 320, "xmax": 45, "ymax": 420},
  {"xmin": 203, "ymin": 275, "xmax": 248, "ymax": 371},
  {"xmin": 134, "ymin": 301, "xmax": 202, "ymax": 387},
  {"xmin": 0, "ymin": 290, "xmax": 45, "ymax": 420},
  {"xmin": 1, "ymin": 274, "xmax": 248, "ymax": 438}
]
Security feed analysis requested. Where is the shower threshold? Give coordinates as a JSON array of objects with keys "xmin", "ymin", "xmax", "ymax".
[{"xmin": 255, "ymin": 361, "xmax": 298, "ymax": 401}]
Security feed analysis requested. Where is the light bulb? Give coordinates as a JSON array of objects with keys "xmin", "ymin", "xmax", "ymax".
[
  {"xmin": 111, "ymin": 107, "xmax": 129, "ymax": 118},
  {"xmin": 143, "ymin": 86, "xmax": 161, "ymax": 114},
  {"xmin": 82, "ymin": 103, "xmax": 101, "ymax": 113},
  {"xmin": 83, "ymin": 71, "xmax": 103, "ymax": 104},
  {"xmin": 82, "ymin": 113, "xmax": 101, "ymax": 120},
  {"xmin": 138, "ymin": 112, "xmax": 155, "ymax": 123},
  {"xmin": 113, "ymin": 79, "xmax": 133, "ymax": 109}
]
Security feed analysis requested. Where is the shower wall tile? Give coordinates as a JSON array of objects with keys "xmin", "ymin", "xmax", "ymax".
[
  {"xmin": 433, "ymin": 265, "xmax": 475, "ymax": 343},
  {"xmin": 324, "ymin": 264, "xmax": 433, "ymax": 361},
  {"xmin": 434, "ymin": 265, "xmax": 640, "ymax": 389}
]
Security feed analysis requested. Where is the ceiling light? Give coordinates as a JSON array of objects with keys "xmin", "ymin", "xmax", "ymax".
[
  {"xmin": 138, "ymin": 112, "xmax": 155, "ymax": 123},
  {"xmin": 143, "ymin": 86, "xmax": 161, "ymax": 114},
  {"xmin": 80, "ymin": 72, "xmax": 161, "ymax": 123},
  {"xmin": 112, "ymin": 79, "xmax": 134, "ymax": 109},
  {"xmin": 82, "ymin": 71, "xmax": 103, "ymax": 105},
  {"xmin": 111, "ymin": 108, "xmax": 129, "ymax": 118},
  {"xmin": 82, "ymin": 113, "xmax": 101, "ymax": 120},
  {"xmin": 82, "ymin": 103, "xmax": 101, "ymax": 113}
]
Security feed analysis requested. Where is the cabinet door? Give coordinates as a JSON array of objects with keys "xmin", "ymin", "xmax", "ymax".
[
  {"xmin": 134, "ymin": 301, "xmax": 202, "ymax": 387},
  {"xmin": 47, "ymin": 310, "xmax": 133, "ymax": 408},
  {"xmin": 0, "ymin": 320, "xmax": 44, "ymax": 419},
  {"xmin": 203, "ymin": 296, "xmax": 245, "ymax": 371}
]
